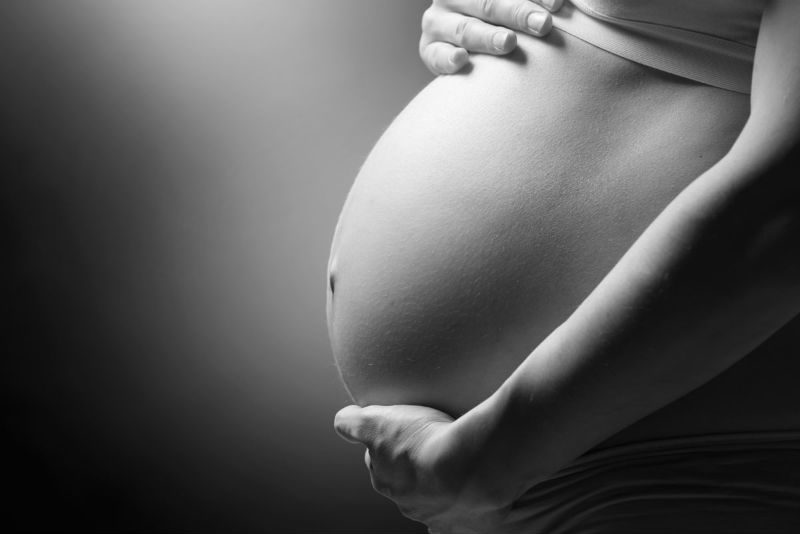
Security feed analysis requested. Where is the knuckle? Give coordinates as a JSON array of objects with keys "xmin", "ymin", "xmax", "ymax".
[
  {"xmin": 478, "ymin": 0, "xmax": 497, "ymax": 18},
  {"xmin": 511, "ymin": 2, "xmax": 531, "ymax": 27},
  {"xmin": 454, "ymin": 18, "xmax": 473, "ymax": 44}
]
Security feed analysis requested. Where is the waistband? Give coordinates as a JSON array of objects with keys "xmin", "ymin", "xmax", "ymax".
[
  {"xmin": 551, "ymin": 1, "xmax": 756, "ymax": 94},
  {"xmin": 510, "ymin": 431, "xmax": 800, "ymax": 533}
]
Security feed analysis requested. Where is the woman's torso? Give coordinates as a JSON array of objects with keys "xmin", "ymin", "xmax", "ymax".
[{"xmin": 327, "ymin": 10, "xmax": 800, "ymax": 448}]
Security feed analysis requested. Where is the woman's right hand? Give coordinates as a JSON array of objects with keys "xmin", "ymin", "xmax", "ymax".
[{"xmin": 420, "ymin": 0, "xmax": 563, "ymax": 75}]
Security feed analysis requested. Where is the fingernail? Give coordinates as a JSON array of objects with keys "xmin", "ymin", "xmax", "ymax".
[
  {"xmin": 492, "ymin": 31, "xmax": 512, "ymax": 52},
  {"xmin": 542, "ymin": 0, "xmax": 558, "ymax": 9},
  {"xmin": 527, "ymin": 12, "xmax": 552, "ymax": 35}
]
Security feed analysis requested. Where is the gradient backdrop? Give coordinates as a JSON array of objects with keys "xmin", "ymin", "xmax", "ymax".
[{"xmin": 2, "ymin": 2, "xmax": 434, "ymax": 532}]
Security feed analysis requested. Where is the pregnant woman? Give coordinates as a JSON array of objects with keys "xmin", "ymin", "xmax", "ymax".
[{"xmin": 331, "ymin": 0, "xmax": 800, "ymax": 532}]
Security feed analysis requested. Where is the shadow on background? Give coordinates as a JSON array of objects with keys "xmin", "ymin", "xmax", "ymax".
[{"xmin": 1, "ymin": 1, "xmax": 432, "ymax": 532}]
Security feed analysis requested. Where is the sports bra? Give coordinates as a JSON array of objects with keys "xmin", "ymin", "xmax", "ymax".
[
  {"xmin": 512, "ymin": 431, "xmax": 800, "ymax": 533},
  {"xmin": 552, "ymin": 0, "xmax": 768, "ymax": 94}
]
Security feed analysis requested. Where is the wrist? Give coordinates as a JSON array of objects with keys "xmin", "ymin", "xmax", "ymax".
[
  {"xmin": 452, "ymin": 330, "xmax": 573, "ymax": 503},
  {"xmin": 449, "ymin": 382, "xmax": 543, "ymax": 506}
]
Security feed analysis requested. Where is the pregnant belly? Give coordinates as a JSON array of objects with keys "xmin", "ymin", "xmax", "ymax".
[{"xmin": 328, "ymin": 31, "xmax": 750, "ymax": 419}]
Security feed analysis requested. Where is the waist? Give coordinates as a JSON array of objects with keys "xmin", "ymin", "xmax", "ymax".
[
  {"xmin": 553, "ymin": 1, "xmax": 757, "ymax": 94},
  {"xmin": 512, "ymin": 431, "xmax": 800, "ymax": 533}
]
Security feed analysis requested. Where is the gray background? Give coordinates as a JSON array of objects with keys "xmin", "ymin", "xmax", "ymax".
[{"xmin": 2, "ymin": 1, "xmax": 434, "ymax": 532}]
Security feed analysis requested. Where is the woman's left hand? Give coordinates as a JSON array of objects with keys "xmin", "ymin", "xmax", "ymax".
[{"xmin": 334, "ymin": 404, "xmax": 518, "ymax": 534}]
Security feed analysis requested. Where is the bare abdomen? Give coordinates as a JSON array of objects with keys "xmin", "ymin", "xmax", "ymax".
[{"xmin": 328, "ymin": 31, "xmax": 754, "ymax": 422}]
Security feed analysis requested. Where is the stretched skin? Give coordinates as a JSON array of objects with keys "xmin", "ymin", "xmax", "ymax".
[{"xmin": 327, "ymin": 29, "xmax": 800, "ymax": 448}]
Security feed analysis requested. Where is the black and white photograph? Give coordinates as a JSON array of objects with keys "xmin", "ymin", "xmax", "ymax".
[{"xmin": 4, "ymin": 1, "xmax": 800, "ymax": 533}]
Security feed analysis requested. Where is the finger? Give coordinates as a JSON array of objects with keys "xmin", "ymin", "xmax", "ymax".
[
  {"xmin": 426, "ymin": 11, "xmax": 518, "ymax": 55},
  {"xmin": 438, "ymin": 0, "xmax": 554, "ymax": 37},
  {"xmin": 334, "ymin": 404, "xmax": 391, "ymax": 445},
  {"xmin": 420, "ymin": 39, "xmax": 470, "ymax": 75},
  {"xmin": 334, "ymin": 405, "xmax": 370, "ymax": 444}
]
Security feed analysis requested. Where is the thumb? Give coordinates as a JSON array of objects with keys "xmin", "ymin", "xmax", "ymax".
[{"xmin": 334, "ymin": 404, "xmax": 380, "ymax": 445}]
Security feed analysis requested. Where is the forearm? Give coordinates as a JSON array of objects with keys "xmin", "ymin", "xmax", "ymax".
[{"xmin": 453, "ymin": 131, "xmax": 800, "ymax": 499}]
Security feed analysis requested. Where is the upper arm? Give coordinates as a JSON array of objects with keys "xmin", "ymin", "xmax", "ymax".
[{"xmin": 736, "ymin": 0, "xmax": 800, "ymax": 163}]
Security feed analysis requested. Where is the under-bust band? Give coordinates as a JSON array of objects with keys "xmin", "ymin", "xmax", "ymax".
[{"xmin": 552, "ymin": 1, "xmax": 755, "ymax": 94}]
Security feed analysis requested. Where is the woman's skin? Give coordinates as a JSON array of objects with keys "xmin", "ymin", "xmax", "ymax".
[{"xmin": 333, "ymin": 1, "xmax": 800, "ymax": 532}]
